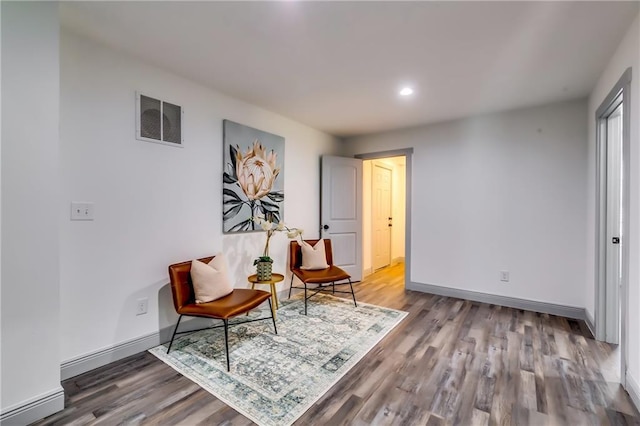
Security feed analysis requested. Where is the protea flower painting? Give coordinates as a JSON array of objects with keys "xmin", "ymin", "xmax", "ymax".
[{"xmin": 223, "ymin": 120, "xmax": 285, "ymax": 233}]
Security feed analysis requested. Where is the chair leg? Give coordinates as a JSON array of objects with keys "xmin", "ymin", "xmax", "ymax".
[
  {"xmin": 349, "ymin": 278, "xmax": 357, "ymax": 307},
  {"xmin": 332, "ymin": 282, "xmax": 335, "ymax": 294},
  {"xmin": 288, "ymin": 275, "xmax": 294, "ymax": 299},
  {"xmin": 167, "ymin": 314, "xmax": 183, "ymax": 354},
  {"xmin": 223, "ymin": 319, "xmax": 230, "ymax": 372},
  {"xmin": 268, "ymin": 298, "xmax": 278, "ymax": 334},
  {"xmin": 304, "ymin": 282, "xmax": 308, "ymax": 315}
]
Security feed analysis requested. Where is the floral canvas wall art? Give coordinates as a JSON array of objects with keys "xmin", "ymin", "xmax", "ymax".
[{"xmin": 223, "ymin": 120, "xmax": 285, "ymax": 233}]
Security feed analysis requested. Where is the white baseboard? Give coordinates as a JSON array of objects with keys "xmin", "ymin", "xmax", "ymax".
[
  {"xmin": 0, "ymin": 387, "xmax": 64, "ymax": 425},
  {"xmin": 61, "ymin": 294, "xmax": 285, "ymax": 381},
  {"xmin": 61, "ymin": 330, "xmax": 165, "ymax": 380},
  {"xmin": 626, "ymin": 372, "xmax": 640, "ymax": 413},
  {"xmin": 407, "ymin": 281, "xmax": 586, "ymax": 320},
  {"xmin": 60, "ymin": 319, "xmax": 211, "ymax": 380},
  {"xmin": 392, "ymin": 257, "xmax": 405, "ymax": 265},
  {"xmin": 363, "ymin": 267, "xmax": 373, "ymax": 277}
]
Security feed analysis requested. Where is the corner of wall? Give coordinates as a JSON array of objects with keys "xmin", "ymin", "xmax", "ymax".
[
  {"xmin": 626, "ymin": 371, "xmax": 640, "ymax": 413},
  {"xmin": 2, "ymin": 1, "xmax": 62, "ymax": 422}
]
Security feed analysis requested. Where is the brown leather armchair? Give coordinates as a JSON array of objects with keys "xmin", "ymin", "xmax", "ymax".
[
  {"xmin": 288, "ymin": 239, "xmax": 357, "ymax": 315},
  {"xmin": 167, "ymin": 256, "xmax": 277, "ymax": 371}
]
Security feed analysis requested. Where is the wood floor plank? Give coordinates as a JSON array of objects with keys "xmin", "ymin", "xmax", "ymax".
[{"xmin": 33, "ymin": 263, "xmax": 639, "ymax": 425}]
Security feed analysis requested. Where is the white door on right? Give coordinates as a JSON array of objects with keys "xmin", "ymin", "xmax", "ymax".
[{"xmin": 372, "ymin": 163, "xmax": 392, "ymax": 270}]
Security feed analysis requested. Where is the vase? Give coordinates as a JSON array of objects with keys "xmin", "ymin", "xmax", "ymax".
[{"xmin": 256, "ymin": 260, "xmax": 273, "ymax": 281}]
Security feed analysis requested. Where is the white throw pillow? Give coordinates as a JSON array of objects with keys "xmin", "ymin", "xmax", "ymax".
[
  {"xmin": 300, "ymin": 240, "xmax": 330, "ymax": 270},
  {"xmin": 190, "ymin": 253, "xmax": 233, "ymax": 303}
]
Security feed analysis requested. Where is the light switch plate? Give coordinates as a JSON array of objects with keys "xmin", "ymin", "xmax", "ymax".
[{"xmin": 71, "ymin": 202, "xmax": 94, "ymax": 221}]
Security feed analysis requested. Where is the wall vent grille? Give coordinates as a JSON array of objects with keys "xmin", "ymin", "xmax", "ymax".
[{"xmin": 136, "ymin": 92, "xmax": 183, "ymax": 147}]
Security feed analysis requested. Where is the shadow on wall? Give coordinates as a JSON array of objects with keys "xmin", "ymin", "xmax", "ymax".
[
  {"xmin": 223, "ymin": 231, "xmax": 295, "ymax": 293},
  {"xmin": 158, "ymin": 283, "xmax": 178, "ymax": 343},
  {"xmin": 223, "ymin": 232, "xmax": 263, "ymax": 288},
  {"xmin": 111, "ymin": 278, "xmax": 173, "ymax": 350},
  {"xmin": 113, "ymin": 276, "xmax": 216, "ymax": 348},
  {"xmin": 157, "ymin": 281, "xmax": 214, "ymax": 343}
]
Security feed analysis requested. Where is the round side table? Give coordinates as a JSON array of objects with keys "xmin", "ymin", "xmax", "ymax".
[{"xmin": 247, "ymin": 273, "xmax": 284, "ymax": 319}]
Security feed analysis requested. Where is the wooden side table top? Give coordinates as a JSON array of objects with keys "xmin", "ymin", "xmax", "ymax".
[{"xmin": 248, "ymin": 273, "xmax": 285, "ymax": 284}]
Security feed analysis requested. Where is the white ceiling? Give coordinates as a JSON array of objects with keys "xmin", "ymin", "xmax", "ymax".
[{"xmin": 60, "ymin": 1, "xmax": 639, "ymax": 138}]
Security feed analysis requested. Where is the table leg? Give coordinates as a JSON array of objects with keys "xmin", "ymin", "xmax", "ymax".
[
  {"xmin": 269, "ymin": 283, "xmax": 277, "ymax": 319},
  {"xmin": 271, "ymin": 283, "xmax": 279, "ymax": 309}
]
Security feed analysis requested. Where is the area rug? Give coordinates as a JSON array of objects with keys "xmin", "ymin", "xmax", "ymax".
[{"xmin": 149, "ymin": 293, "xmax": 407, "ymax": 426}]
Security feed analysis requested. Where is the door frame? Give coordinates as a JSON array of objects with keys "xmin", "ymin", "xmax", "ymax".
[
  {"xmin": 355, "ymin": 148, "xmax": 413, "ymax": 289},
  {"xmin": 371, "ymin": 161, "xmax": 393, "ymax": 270},
  {"xmin": 595, "ymin": 67, "xmax": 631, "ymax": 385}
]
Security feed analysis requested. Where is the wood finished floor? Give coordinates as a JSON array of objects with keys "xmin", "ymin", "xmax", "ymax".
[{"xmin": 35, "ymin": 263, "xmax": 639, "ymax": 425}]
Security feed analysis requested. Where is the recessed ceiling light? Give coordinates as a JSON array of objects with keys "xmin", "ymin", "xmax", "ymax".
[{"xmin": 399, "ymin": 87, "xmax": 414, "ymax": 96}]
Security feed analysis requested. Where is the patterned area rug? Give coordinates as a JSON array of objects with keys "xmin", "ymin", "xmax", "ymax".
[{"xmin": 149, "ymin": 293, "xmax": 407, "ymax": 426}]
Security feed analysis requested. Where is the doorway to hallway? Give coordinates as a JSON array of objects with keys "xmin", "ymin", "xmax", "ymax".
[{"xmin": 363, "ymin": 156, "xmax": 406, "ymax": 277}]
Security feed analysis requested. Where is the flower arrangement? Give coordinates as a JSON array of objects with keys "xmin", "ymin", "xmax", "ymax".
[{"xmin": 252, "ymin": 215, "xmax": 303, "ymax": 266}]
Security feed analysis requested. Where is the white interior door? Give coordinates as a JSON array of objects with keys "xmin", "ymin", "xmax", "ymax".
[
  {"xmin": 372, "ymin": 163, "xmax": 392, "ymax": 270},
  {"xmin": 605, "ymin": 102, "xmax": 623, "ymax": 344},
  {"xmin": 321, "ymin": 156, "xmax": 363, "ymax": 281}
]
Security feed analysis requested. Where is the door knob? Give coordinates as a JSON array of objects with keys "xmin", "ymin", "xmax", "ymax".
[{"xmin": 323, "ymin": 224, "xmax": 330, "ymax": 230}]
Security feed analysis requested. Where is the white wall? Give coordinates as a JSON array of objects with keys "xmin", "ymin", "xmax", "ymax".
[
  {"xmin": 344, "ymin": 99, "xmax": 588, "ymax": 308},
  {"xmin": 59, "ymin": 31, "xmax": 340, "ymax": 363},
  {"xmin": 1, "ymin": 1, "xmax": 63, "ymax": 420},
  {"xmin": 587, "ymin": 12, "xmax": 640, "ymax": 405}
]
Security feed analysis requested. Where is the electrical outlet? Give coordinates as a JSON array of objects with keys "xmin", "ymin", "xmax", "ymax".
[
  {"xmin": 70, "ymin": 202, "xmax": 95, "ymax": 221},
  {"xmin": 136, "ymin": 298, "xmax": 148, "ymax": 315},
  {"xmin": 500, "ymin": 270, "xmax": 510, "ymax": 282}
]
